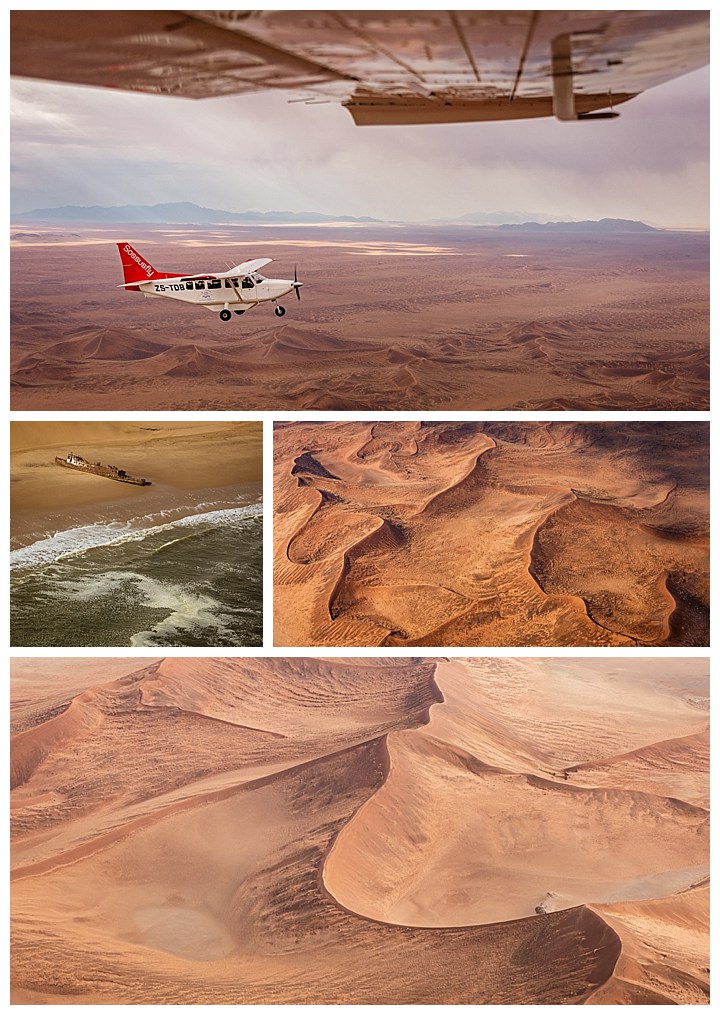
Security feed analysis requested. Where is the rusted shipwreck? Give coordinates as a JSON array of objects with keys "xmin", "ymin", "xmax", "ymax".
[{"xmin": 54, "ymin": 452, "xmax": 151, "ymax": 486}]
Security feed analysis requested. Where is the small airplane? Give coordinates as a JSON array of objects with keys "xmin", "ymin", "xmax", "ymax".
[{"xmin": 116, "ymin": 242, "xmax": 302, "ymax": 321}]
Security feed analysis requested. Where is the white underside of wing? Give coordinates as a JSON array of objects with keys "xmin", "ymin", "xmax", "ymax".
[
  {"xmin": 225, "ymin": 258, "xmax": 272, "ymax": 275},
  {"xmin": 11, "ymin": 10, "xmax": 709, "ymax": 125}
]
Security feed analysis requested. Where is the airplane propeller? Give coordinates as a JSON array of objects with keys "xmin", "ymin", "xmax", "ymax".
[{"xmin": 292, "ymin": 264, "xmax": 302, "ymax": 300}]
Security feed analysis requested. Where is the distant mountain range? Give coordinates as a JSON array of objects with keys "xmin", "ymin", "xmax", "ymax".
[
  {"xmin": 12, "ymin": 202, "xmax": 382, "ymax": 225},
  {"xmin": 12, "ymin": 202, "xmax": 659, "ymax": 233},
  {"xmin": 497, "ymin": 218, "xmax": 659, "ymax": 233},
  {"xmin": 447, "ymin": 211, "xmax": 575, "ymax": 225}
]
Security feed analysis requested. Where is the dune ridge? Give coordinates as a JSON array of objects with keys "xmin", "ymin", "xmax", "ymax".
[
  {"xmin": 274, "ymin": 421, "xmax": 708, "ymax": 646},
  {"xmin": 586, "ymin": 885, "xmax": 710, "ymax": 1005}
]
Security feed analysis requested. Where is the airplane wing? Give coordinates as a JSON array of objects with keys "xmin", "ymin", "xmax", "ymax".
[
  {"xmin": 10, "ymin": 10, "xmax": 709, "ymax": 124},
  {"xmin": 225, "ymin": 258, "xmax": 272, "ymax": 276}
]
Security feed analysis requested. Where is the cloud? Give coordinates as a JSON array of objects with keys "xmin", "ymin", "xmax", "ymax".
[{"xmin": 10, "ymin": 66, "xmax": 709, "ymax": 227}]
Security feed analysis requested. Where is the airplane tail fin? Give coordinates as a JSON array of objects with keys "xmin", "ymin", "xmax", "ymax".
[{"xmin": 116, "ymin": 242, "xmax": 167, "ymax": 285}]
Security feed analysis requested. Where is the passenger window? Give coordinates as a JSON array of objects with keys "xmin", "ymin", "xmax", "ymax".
[
  {"xmin": 185, "ymin": 281, "xmax": 193, "ymax": 290},
  {"xmin": 208, "ymin": 279, "xmax": 221, "ymax": 289},
  {"xmin": 194, "ymin": 280, "xmax": 205, "ymax": 290},
  {"xmin": 232, "ymin": 278, "xmax": 239, "ymax": 287},
  {"xmin": 224, "ymin": 279, "xmax": 232, "ymax": 288}
]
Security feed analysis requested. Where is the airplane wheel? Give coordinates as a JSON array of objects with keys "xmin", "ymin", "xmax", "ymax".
[
  {"xmin": 219, "ymin": 309, "xmax": 232, "ymax": 321},
  {"xmin": 234, "ymin": 309, "xmax": 245, "ymax": 315},
  {"xmin": 274, "ymin": 305, "xmax": 286, "ymax": 317}
]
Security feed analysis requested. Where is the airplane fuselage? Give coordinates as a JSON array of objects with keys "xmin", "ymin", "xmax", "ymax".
[
  {"xmin": 137, "ymin": 273, "xmax": 294, "ymax": 312},
  {"xmin": 116, "ymin": 243, "xmax": 301, "ymax": 320}
]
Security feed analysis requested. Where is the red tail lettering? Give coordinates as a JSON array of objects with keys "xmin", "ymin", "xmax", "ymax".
[{"xmin": 116, "ymin": 243, "xmax": 177, "ymax": 285}]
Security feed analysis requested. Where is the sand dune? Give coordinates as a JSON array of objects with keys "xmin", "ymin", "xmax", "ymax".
[
  {"xmin": 274, "ymin": 421, "xmax": 709, "ymax": 647},
  {"xmin": 10, "ymin": 656, "xmax": 708, "ymax": 1005},
  {"xmin": 44, "ymin": 326, "xmax": 170, "ymax": 361},
  {"xmin": 323, "ymin": 658, "xmax": 709, "ymax": 931},
  {"xmin": 566, "ymin": 730, "xmax": 710, "ymax": 808},
  {"xmin": 529, "ymin": 498, "xmax": 709, "ymax": 645},
  {"xmin": 143, "ymin": 344, "xmax": 240, "ymax": 378},
  {"xmin": 10, "ymin": 226, "xmax": 708, "ymax": 410}
]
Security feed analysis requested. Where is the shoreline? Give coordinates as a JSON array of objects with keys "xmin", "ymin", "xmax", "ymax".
[
  {"xmin": 10, "ymin": 485, "xmax": 261, "ymax": 559},
  {"xmin": 11, "ymin": 421, "xmax": 262, "ymax": 546}
]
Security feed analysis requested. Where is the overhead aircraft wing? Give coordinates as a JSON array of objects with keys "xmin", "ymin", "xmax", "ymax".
[
  {"xmin": 10, "ymin": 10, "xmax": 709, "ymax": 124},
  {"xmin": 225, "ymin": 258, "xmax": 272, "ymax": 276}
]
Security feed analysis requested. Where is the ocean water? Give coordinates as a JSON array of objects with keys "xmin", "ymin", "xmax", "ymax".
[{"xmin": 10, "ymin": 499, "xmax": 263, "ymax": 647}]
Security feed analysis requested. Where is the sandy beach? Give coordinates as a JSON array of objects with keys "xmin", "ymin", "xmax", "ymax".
[
  {"xmin": 10, "ymin": 655, "xmax": 709, "ymax": 1005},
  {"xmin": 11, "ymin": 420, "xmax": 262, "ymax": 546}
]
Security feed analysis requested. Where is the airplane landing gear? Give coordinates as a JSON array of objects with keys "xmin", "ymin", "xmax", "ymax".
[
  {"xmin": 274, "ymin": 305, "xmax": 286, "ymax": 317},
  {"xmin": 219, "ymin": 309, "xmax": 232, "ymax": 322}
]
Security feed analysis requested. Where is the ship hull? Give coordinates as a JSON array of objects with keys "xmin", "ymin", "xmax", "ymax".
[{"xmin": 54, "ymin": 457, "xmax": 151, "ymax": 486}]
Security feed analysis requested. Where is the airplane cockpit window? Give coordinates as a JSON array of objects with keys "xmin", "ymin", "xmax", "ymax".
[{"xmin": 241, "ymin": 277, "xmax": 254, "ymax": 289}]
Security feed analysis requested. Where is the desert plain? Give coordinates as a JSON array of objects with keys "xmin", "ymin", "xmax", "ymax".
[
  {"xmin": 274, "ymin": 420, "xmax": 709, "ymax": 647},
  {"xmin": 10, "ymin": 655, "xmax": 709, "ymax": 1005},
  {"xmin": 10, "ymin": 224, "xmax": 708, "ymax": 411}
]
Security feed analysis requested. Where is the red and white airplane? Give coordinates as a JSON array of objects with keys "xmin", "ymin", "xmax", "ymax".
[{"xmin": 117, "ymin": 242, "xmax": 302, "ymax": 321}]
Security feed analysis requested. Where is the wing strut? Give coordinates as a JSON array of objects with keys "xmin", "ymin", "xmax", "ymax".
[{"xmin": 552, "ymin": 33, "xmax": 620, "ymax": 121}]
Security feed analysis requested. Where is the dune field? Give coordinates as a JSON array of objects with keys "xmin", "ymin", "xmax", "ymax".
[
  {"xmin": 10, "ymin": 655, "xmax": 709, "ymax": 1005},
  {"xmin": 274, "ymin": 421, "xmax": 709, "ymax": 647},
  {"xmin": 10, "ymin": 225, "xmax": 708, "ymax": 411}
]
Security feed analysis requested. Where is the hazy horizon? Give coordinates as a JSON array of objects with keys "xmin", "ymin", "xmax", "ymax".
[{"xmin": 12, "ymin": 201, "xmax": 696, "ymax": 230}]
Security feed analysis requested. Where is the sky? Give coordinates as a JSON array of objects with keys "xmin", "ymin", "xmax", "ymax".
[{"xmin": 10, "ymin": 64, "xmax": 709, "ymax": 228}]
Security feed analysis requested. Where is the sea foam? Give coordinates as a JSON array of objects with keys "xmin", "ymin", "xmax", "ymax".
[{"xmin": 10, "ymin": 502, "xmax": 261, "ymax": 572}]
